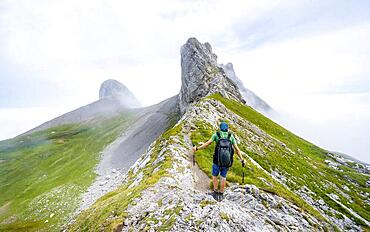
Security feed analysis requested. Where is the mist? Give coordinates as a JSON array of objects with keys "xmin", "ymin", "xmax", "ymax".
[
  {"xmin": 1, "ymin": 0, "xmax": 370, "ymax": 164},
  {"xmin": 267, "ymin": 93, "xmax": 370, "ymax": 164}
]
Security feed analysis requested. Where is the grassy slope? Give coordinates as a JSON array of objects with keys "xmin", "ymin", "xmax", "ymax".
[
  {"xmin": 0, "ymin": 114, "xmax": 132, "ymax": 231},
  {"xmin": 190, "ymin": 118, "xmax": 327, "ymax": 227},
  {"xmin": 206, "ymin": 93, "xmax": 369, "ymax": 228},
  {"xmin": 2, "ymin": 92, "xmax": 367, "ymax": 230},
  {"xmin": 68, "ymin": 123, "xmax": 182, "ymax": 231}
]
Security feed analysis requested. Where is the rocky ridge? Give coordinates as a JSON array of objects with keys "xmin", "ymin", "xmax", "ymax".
[
  {"xmin": 115, "ymin": 101, "xmax": 325, "ymax": 231},
  {"xmin": 178, "ymin": 38, "xmax": 244, "ymax": 115}
]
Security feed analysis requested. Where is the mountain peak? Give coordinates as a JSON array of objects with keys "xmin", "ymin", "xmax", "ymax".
[
  {"xmin": 99, "ymin": 79, "xmax": 140, "ymax": 108},
  {"xmin": 178, "ymin": 38, "xmax": 244, "ymax": 114},
  {"xmin": 220, "ymin": 63, "xmax": 272, "ymax": 112}
]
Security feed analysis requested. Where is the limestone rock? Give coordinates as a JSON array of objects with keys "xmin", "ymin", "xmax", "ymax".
[{"xmin": 178, "ymin": 38, "xmax": 244, "ymax": 114}]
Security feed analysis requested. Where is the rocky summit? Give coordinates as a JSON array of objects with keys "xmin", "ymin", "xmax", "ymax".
[
  {"xmin": 99, "ymin": 79, "xmax": 141, "ymax": 108},
  {"xmin": 0, "ymin": 38, "xmax": 369, "ymax": 232},
  {"xmin": 179, "ymin": 38, "xmax": 244, "ymax": 114}
]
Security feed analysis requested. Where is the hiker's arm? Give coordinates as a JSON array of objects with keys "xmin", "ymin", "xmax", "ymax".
[
  {"xmin": 233, "ymin": 144, "xmax": 245, "ymax": 163},
  {"xmin": 193, "ymin": 139, "xmax": 213, "ymax": 152}
]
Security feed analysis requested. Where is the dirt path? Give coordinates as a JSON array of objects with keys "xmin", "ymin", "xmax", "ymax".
[{"xmin": 183, "ymin": 134, "xmax": 210, "ymax": 193}]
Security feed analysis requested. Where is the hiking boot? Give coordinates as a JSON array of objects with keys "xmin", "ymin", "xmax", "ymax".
[
  {"xmin": 218, "ymin": 192, "xmax": 225, "ymax": 202},
  {"xmin": 209, "ymin": 190, "xmax": 219, "ymax": 201}
]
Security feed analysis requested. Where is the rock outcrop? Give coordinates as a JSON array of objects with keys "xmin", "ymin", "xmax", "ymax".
[
  {"xmin": 179, "ymin": 38, "xmax": 245, "ymax": 114},
  {"xmin": 99, "ymin": 79, "xmax": 140, "ymax": 108},
  {"xmin": 220, "ymin": 63, "xmax": 272, "ymax": 112}
]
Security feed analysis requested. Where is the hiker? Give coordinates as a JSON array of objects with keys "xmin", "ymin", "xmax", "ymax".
[{"xmin": 193, "ymin": 122, "xmax": 245, "ymax": 201}]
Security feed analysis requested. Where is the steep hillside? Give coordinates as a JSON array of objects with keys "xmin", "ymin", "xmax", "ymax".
[
  {"xmin": 0, "ymin": 83, "xmax": 179, "ymax": 231},
  {"xmin": 68, "ymin": 93, "xmax": 369, "ymax": 231},
  {"xmin": 205, "ymin": 94, "xmax": 369, "ymax": 230},
  {"xmin": 0, "ymin": 114, "xmax": 132, "ymax": 231},
  {"xmin": 68, "ymin": 106, "xmax": 326, "ymax": 231}
]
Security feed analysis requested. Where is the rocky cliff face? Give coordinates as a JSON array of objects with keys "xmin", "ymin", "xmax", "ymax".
[
  {"xmin": 178, "ymin": 38, "xmax": 244, "ymax": 114},
  {"xmin": 99, "ymin": 79, "xmax": 141, "ymax": 108},
  {"xmin": 220, "ymin": 63, "xmax": 272, "ymax": 112}
]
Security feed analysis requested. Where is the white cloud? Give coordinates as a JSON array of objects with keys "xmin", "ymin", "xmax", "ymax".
[
  {"xmin": 271, "ymin": 93, "xmax": 370, "ymax": 163},
  {"xmin": 0, "ymin": 0, "xmax": 370, "ymax": 163},
  {"xmin": 221, "ymin": 23, "xmax": 370, "ymax": 102},
  {"xmin": 220, "ymin": 22, "xmax": 370, "ymax": 118},
  {"xmin": 220, "ymin": 23, "xmax": 370, "ymax": 163},
  {"xmin": 0, "ymin": 0, "xmax": 284, "ymax": 107}
]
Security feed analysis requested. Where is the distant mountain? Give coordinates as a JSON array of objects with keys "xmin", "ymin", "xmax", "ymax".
[
  {"xmin": 0, "ymin": 79, "xmax": 180, "ymax": 231},
  {"xmin": 220, "ymin": 62, "xmax": 272, "ymax": 112},
  {"xmin": 22, "ymin": 79, "xmax": 140, "ymax": 136},
  {"xmin": 331, "ymin": 151, "xmax": 370, "ymax": 166},
  {"xmin": 99, "ymin": 79, "xmax": 141, "ymax": 108},
  {"xmin": 1, "ymin": 38, "xmax": 369, "ymax": 232}
]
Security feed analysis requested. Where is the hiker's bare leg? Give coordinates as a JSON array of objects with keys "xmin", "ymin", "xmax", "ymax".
[
  {"xmin": 220, "ymin": 177, "xmax": 226, "ymax": 193},
  {"xmin": 212, "ymin": 176, "xmax": 218, "ymax": 191}
]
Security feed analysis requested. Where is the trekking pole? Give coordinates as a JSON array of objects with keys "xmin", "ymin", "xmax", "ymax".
[
  {"xmin": 192, "ymin": 143, "xmax": 195, "ymax": 166},
  {"xmin": 242, "ymin": 160, "xmax": 245, "ymax": 185}
]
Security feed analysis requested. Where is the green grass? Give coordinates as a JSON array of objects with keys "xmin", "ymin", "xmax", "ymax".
[
  {"xmin": 68, "ymin": 122, "xmax": 182, "ymax": 231},
  {"xmin": 190, "ymin": 119, "xmax": 327, "ymax": 224},
  {"xmin": 207, "ymin": 93, "xmax": 369, "ymax": 229},
  {"xmin": 0, "ymin": 114, "xmax": 132, "ymax": 231}
]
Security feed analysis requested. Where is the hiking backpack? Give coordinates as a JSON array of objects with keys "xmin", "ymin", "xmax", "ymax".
[{"xmin": 214, "ymin": 132, "xmax": 234, "ymax": 167}]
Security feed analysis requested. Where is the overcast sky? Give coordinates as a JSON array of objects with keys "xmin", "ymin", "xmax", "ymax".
[{"xmin": 1, "ymin": 0, "xmax": 369, "ymax": 163}]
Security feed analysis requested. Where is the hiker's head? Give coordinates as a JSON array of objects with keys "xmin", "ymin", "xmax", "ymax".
[{"xmin": 220, "ymin": 122, "xmax": 228, "ymax": 132}]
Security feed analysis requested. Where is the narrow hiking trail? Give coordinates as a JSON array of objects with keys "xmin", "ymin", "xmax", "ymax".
[
  {"xmin": 184, "ymin": 133, "xmax": 210, "ymax": 193},
  {"xmin": 112, "ymin": 106, "xmax": 325, "ymax": 231}
]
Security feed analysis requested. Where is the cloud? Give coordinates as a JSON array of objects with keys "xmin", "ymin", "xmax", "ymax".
[
  {"xmin": 0, "ymin": 0, "xmax": 283, "ymax": 107},
  {"xmin": 220, "ymin": 20, "xmax": 370, "ymax": 163},
  {"xmin": 0, "ymin": 0, "xmax": 370, "ymax": 162},
  {"xmin": 271, "ymin": 92, "xmax": 370, "ymax": 163},
  {"xmin": 221, "ymin": 23, "xmax": 370, "ymax": 106}
]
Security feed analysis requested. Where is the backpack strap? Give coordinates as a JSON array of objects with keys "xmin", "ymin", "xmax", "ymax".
[
  {"xmin": 216, "ymin": 131, "xmax": 221, "ymax": 140},
  {"xmin": 227, "ymin": 132, "xmax": 232, "ymax": 140}
]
